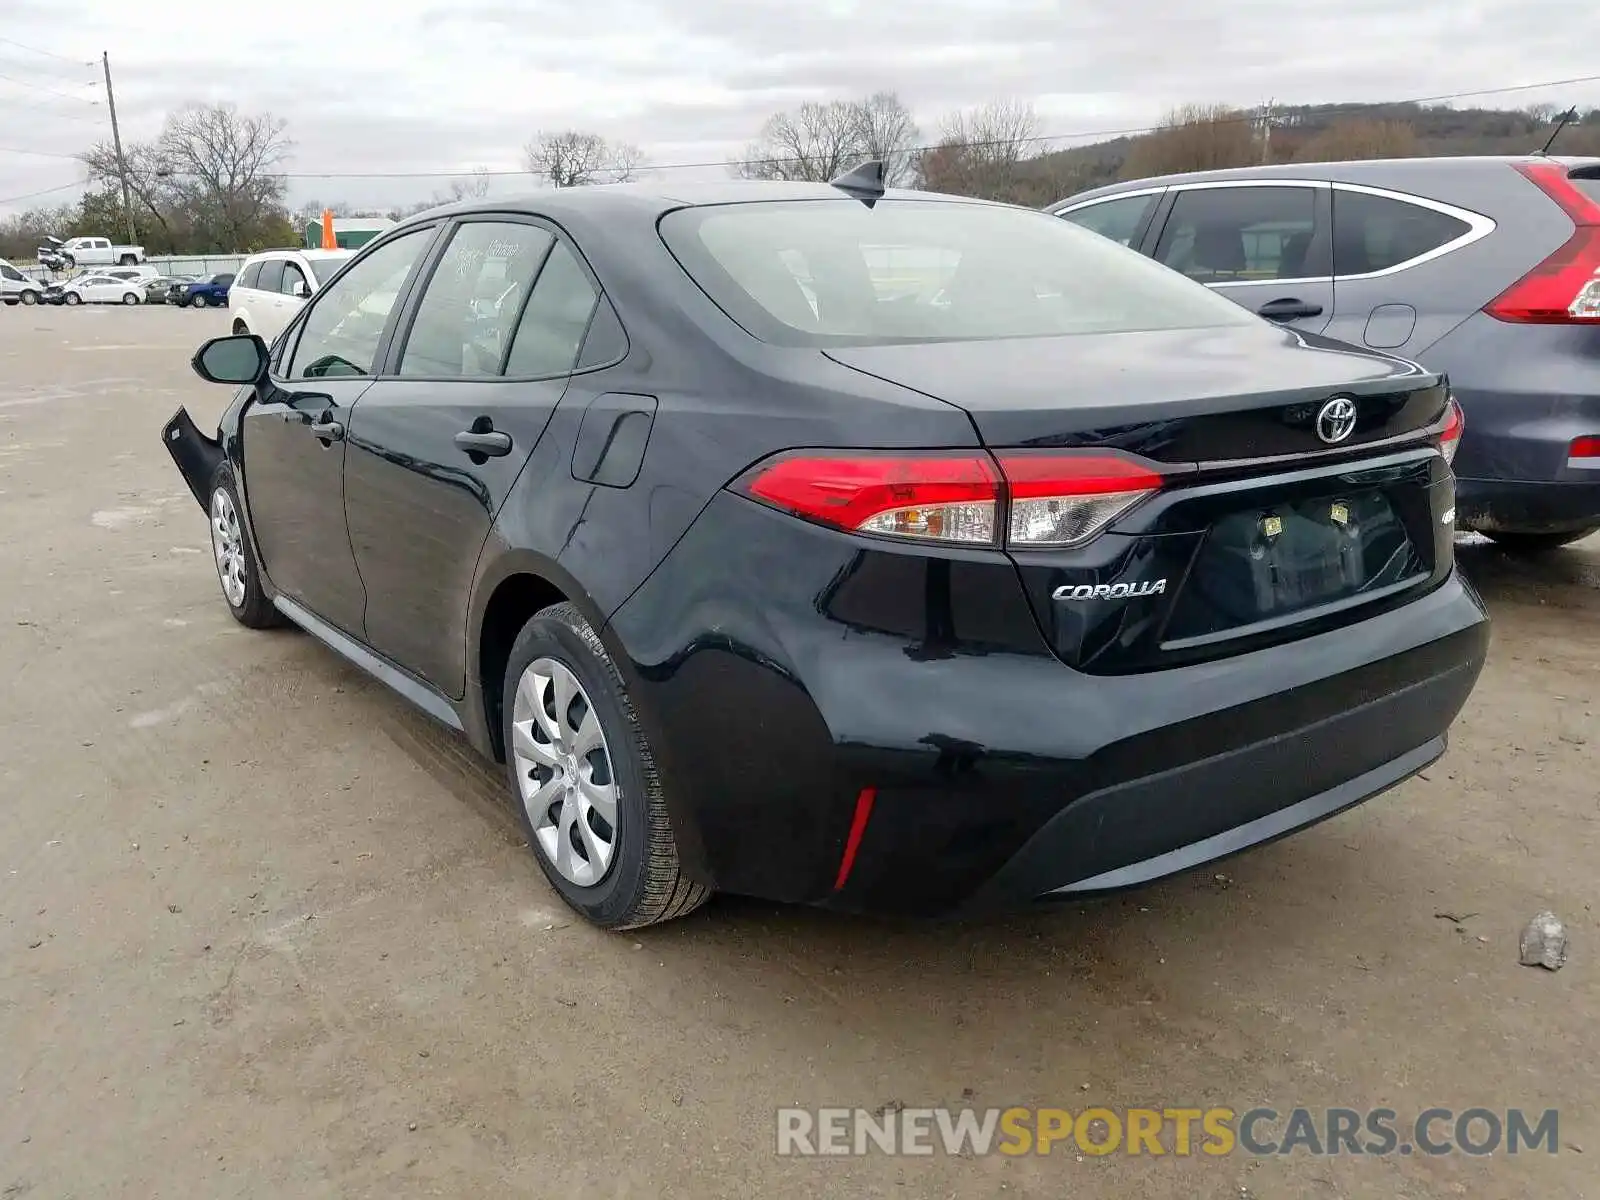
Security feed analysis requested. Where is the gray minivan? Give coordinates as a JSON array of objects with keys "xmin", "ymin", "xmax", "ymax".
[{"xmin": 1051, "ymin": 156, "xmax": 1600, "ymax": 552}]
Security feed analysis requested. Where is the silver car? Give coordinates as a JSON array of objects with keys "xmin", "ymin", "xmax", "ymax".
[{"xmin": 1051, "ymin": 156, "xmax": 1600, "ymax": 552}]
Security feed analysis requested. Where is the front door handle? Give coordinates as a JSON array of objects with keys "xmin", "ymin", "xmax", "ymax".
[
  {"xmin": 1257, "ymin": 296, "xmax": 1324, "ymax": 321},
  {"xmin": 307, "ymin": 415, "xmax": 344, "ymax": 443},
  {"xmin": 454, "ymin": 429, "xmax": 512, "ymax": 458}
]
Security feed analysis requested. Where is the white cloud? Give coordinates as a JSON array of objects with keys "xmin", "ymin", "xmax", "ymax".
[{"xmin": 2, "ymin": 0, "xmax": 1597, "ymax": 213}]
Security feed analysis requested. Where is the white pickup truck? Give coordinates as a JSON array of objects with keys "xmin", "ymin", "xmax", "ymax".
[{"xmin": 38, "ymin": 235, "xmax": 146, "ymax": 270}]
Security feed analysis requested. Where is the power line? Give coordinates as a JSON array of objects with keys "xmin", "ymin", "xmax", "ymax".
[
  {"xmin": 0, "ymin": 144, "xmax": 83, "ymax": 160},
  {"xmin": 145, "ymin": 71, "xmax": 1600, "ymax": 182},
  {"xmin": 0, "ymin": 179, "xmax": 83, "ymax": 206},
  {"xmin": 0, "ymin": 35, "xmax": 90, "ymax": 66},
  {"xmin": 0, "ymin": 68, "xmax": 98, "ymax": 106}
]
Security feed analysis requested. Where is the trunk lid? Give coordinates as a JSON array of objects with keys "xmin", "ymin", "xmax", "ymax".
[{"xmin": 827, "ymin": 325, "xmax": 1455, "ymax": 672}]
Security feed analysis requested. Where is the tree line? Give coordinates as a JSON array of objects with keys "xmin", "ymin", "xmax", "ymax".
[{"xmin": 5, "ymin": 93, "xmax": 1598, "ymax": 264}]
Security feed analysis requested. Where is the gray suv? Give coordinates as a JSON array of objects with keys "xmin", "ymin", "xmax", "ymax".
[{"xmin": 1050, "ymin": 156, "xmax": 1600, "ymax": 552}]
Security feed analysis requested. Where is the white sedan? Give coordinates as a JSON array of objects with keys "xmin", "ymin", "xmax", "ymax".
[{"xmin": 62, "ymin": 275, "xmax": 144, "ymax": 305}]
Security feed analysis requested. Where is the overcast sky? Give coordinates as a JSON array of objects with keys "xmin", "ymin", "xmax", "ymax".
[{"xmin": 3, "ymin": 0, "xmax": 1598, "ymax": 215}]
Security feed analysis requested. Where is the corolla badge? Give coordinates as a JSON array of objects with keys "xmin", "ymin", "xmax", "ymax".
[
  {"xmin": 1053, "ymin": 579, "xmax": 1168, "ymax": 601},
  {"xmin": 1315, "ymin": 396, "xmax": 1358, "ymax": 445}
]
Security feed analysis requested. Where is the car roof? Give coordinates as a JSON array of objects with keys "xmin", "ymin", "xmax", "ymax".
[
  {"xmin": 391, "ymin": 179, "xmax": 1002, "ymax": 229},
  {"xmin": 1052, "ymin": 154, "xmax": 1600, "ymax": 208}
]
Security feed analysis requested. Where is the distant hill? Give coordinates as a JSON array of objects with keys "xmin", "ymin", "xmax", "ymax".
[{"xmin": 1026, "ymin": 101, "xmax": 1600, "ymax": 200}]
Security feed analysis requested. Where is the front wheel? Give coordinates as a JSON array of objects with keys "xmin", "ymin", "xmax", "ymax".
[
  {"xmin": 1485, "ymin": 527, "xmax": 1600, "ymax": 555},
  {"xmin": 207, "ymin": 466, "xmax": 283, "ymax": 629},
  {"xmin": 63, "ymin": 292, "xmax": 82, "ymax": 305},
  {"xmin": 502, "ymin": 603, "xmax": 710, "ymax": 930},
  {"xmin": 188, "ymin": 293, "xmax": 207, "ymax": 308},
  {"xmin": 122, "ymin": 292, "xmax": 139, "ymax": 305}
]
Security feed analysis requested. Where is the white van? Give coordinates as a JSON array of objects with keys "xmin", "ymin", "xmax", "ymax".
[
  {"xmin": 229, "ymin": 248, "xmax": 355, "ymax": 343},
  {"xmin": 1, "ymin": 259, "xmax": 44, "ymax": 306}
]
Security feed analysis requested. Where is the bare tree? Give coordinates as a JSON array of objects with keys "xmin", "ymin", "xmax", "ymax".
[
  {"xmin": 447, "ymin": 166, "xmax": 493, "ymax": 200},
  {"xmin": 916, "ymin": 100, "xmax": 1041, "ymax": 202},
  {"xmin": 524, "ymin": 131, "xmax": 645, "ymax": 187},
  {"xmin": 1119, "ymin": 104, "xmax": 1257, "ymax": 180},
  {"xmin": 159, "ymin": 103, "xmax": 293, "ymax": 250},
  {"xmin": 737, "ymin": 93, "xmax": 919, "ymax": 184},
  {"xmin": 1295, "ymin": 118, "xmax": 1421, "ymax": 163}
]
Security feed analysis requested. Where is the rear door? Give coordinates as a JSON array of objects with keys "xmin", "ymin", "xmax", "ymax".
[
  {"xmin": 1148, "ymin": 182, "xmax": 1334, "ymax": 333},
  {"xmin": 240, "ymin": 226, "xmax": 439, "ymax": 635},
  {"xmin": 342, "ymin": 216, "xmax": 604, "ymax": 698}
]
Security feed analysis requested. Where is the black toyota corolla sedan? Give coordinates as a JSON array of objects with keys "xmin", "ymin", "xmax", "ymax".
[{"xmin": 164, "ymin": 168, "xmax": 1489, "ymax": 930}]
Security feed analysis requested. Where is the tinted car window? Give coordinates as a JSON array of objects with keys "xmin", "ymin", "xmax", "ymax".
[
  {"xmin": 281, "ymin": 261, "xmax": 308, "ymax": 296},
  {"xmin": 504, "ymin": 241, "xmax": 600, "ymax": 377},
  {"xmin": 237, "ymin": 262, "xmax": 262, "ymax": 289},
  {"xmin": 1154, "ymin": 187, "xmax": 1321, "ymax": 284},
  {"xmin": 213, "ymin": 273, "xmax": 235, "ymax": 287},
  {"xmin": 1331, "ymin": 190, "xmax": 1471, "ymax": 275},
  {"xmin": 661, "ymin": 199, "xmax": 1254, "ymax": 347},
  {"xmin": 1059, "ymin": 194, "xmax": 1159, "ymax": 247},
  {"xmin": 256, "ymin": 260, "xmax": 285, "ymax": 292},
  {"xmin": 1, "ymin": 265, "xmax": 23, "ymax": 281},
  {"xmin": 399, "ymin": 222, "xmax": 554, "ymax": 378},
  {"xmin": 288, "ymin": 229, "xmax": 432, "ymax": 379}
]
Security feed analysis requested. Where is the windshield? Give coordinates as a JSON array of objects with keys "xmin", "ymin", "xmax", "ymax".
[
  {"xmin": 659, "ymin": 198, "xmax": 1257, "ymax": 347},
  {"xmin": 304, "ymin": 256, "xmax": 349, "ymax": 286}
]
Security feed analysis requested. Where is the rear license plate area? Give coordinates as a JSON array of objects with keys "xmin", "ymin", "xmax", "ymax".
[{"xmin": 1163, "ymin": 490, "xmax": 1428, "ymax": 645}]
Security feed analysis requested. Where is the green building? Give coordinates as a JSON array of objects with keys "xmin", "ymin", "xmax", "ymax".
[{"xmin": 303, "ymin": 217, "xmax": 396, "ymax": 250}]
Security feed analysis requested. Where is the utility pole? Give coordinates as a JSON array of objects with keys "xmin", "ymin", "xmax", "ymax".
[
  {"xmin": 101, "ymin": 51, "xmax": 136, "ymax": 246},
  {"xmin": 1256, "ymin": 99, "xmax": 1277, "ymax": 164}
]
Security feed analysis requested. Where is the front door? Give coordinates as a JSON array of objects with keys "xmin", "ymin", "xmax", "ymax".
[
  {"xmin": 1148, "ymin": 183, "xmax": 1335, "ymax": 334},
  {"xmin": 241, "ymin": 225, "xmax": 440, "ymax": 637},
  {"xmin": 344, "ymin": 217, "xmax": 604, "ymax": 698}
]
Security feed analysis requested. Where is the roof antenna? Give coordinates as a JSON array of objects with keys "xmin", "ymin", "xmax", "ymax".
[
  {"xmin": 1538, "ymin": 107, "xmax": 1580, "ymax": 155},
  {"xmin": 829, "ymin": 159, "xmax": 886, "ymax": 207}
]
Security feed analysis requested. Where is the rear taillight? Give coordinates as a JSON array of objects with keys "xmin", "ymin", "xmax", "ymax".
[
  {"xmin": 994, "ymin": 452, "xmax": 1165, "ymax": 547},
  {"xmin": 1569, "ymin": 435, "xmax": 1600, "ymax": 467},
  {"xmin": 735, "ymin": 449, "xmax": 1165, "ymax": 548},
  {"xmin": 1485, "ymin": 163, "xmax": 1600, "ymax": 324},
  {"xmin": 1440, "ymin": 396, "xmax": 1464, "ymax": 466}
]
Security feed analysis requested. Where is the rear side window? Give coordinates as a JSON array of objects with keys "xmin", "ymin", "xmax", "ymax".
[
  {"xmin": 1154, "ymin": 187, "xmax": 1322, "ymax": 283},
  {"xmin": 1569, "ymin": 174, "xmax": 1600, "ymax": 205},
  {"xmin": 504, "ymin": 241, "xmax": 600, "ymax": 376},
  {"xmin": 237, "ymin": 262, "xmax": 262, "ymax": 289},
  {"xmin": 1331, "ymin": 190, "xmax": 1470, "ymax": 275},
  {"xmin": 1059, "ymin": 194, "xmax": 1159, "ymax": 247},
  {"xmin": 256, "ymin": 260, "xmax": 285, "ymax": 292},
  {"xmin": 661, "ymin": 198, "xmax": 1253, "ymax": 347}
]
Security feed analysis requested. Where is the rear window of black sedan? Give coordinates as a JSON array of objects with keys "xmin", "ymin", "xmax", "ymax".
[{"xmin": 659, "ymin": 198, "xmax": 1256, "ymax": 347}]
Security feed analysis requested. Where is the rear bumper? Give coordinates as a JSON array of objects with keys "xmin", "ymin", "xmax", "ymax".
[
  {"xmin": 1455, "ymin": 477, "xmax": 1600, "ymax": 535},
  {"xmin": 608, "ymin": 492, "xmax": 1491, "ymax": 916}
]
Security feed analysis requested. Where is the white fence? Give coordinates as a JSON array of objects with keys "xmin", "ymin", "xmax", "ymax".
[{"xmin": 23, "ymin": 252, "xmax": 250, "ymax": 282}]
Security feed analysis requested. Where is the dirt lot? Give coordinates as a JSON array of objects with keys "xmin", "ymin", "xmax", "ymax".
[{"xmin": 0, "ymin": 305, "xmax": 1595, "ymax": 1199}]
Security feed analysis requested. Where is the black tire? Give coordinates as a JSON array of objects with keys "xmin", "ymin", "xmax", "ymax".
[
  {"xmin": 122, "ymin": 291, "xmax": 139, "ymax": 306},
  {"xmin": 63, "ymin": 292, "xmax": 81, "ymax": 305},
  {"xmin": 501, "ymin": 602, "xmax": 710, "ymax": 930},
  {"xmin": 207, "ymin": 464, "xmax": 283, "ymax": 629},
  {"xmin": 20, "ymin": 291, "xmax": 37, "ymax": 306},
  {"xmin": 1484, "ymin": 528, "xmax": 1600, "ymax": 555},
  {"xmin": 188, "ymin": 293, "xmax": 206, "ymax": 308},
  {"xmin": 118, "ymin": 254, "xmax": 136, "ymax": 265},
  {"xmin": 232, "ymin": 319, "xmax": 248, "ymax": 335}
]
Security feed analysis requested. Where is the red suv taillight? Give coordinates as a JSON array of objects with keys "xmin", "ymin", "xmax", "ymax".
[
  {"xmin": 1440, "ymin": 396, "xmax": 1464, "ymax": 466},
  {"xmin": 1485, "ymin": 162, "xmax": 1600, "ymax": 324},
  {"xmin": 735, "ymin": 450, "xmax": 1166, "ymax": 548}
]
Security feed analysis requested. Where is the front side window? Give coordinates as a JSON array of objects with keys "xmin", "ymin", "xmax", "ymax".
[
  {"xmin": 398, "ymin": 222, "xmax": 555, "ymax": 378},
  {"xmin": 287, "ymin": 229, "xmax": 432, "ymax": 379},
  {"xmin": 1331, "ymin": 190, "xmax": 1471, "ymax": 276},
  {"xmin": 281, "ymin": 262, "xmax": 308, "ymax": 296},
  {"xmin": 1060, "ymin": 194, "xmax": 1160, "ymax": 247},
  {"xmin": 1, "ymin": 265, "xmax": 23, "ymax": 281},
  {"xmin": 1154, "ymin": 187, "xmax": 1322, "ymax": 284},
  {"xmin": 660, "ymin": 198, "xmax": 1254, "ymax": 347}
]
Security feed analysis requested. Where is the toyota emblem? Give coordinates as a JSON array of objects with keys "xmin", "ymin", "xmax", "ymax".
[{"xmin": 1315, "ymin": 396, "xmax": 1358, "ymax": 445}]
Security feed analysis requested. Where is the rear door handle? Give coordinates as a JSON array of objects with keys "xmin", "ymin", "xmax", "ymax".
[
  {"xmin": 1257, "ymin": 297, "xmax": 1324, "ymax": 321},
  {"xmin": 454, "ymin": 429, "xmax": 512, "ymax": 457}
]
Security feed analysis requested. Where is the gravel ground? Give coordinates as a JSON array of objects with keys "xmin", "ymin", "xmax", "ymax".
[{"xmin": 1, "ymin": 305, "xmax": 1595, "ymax": 1199}]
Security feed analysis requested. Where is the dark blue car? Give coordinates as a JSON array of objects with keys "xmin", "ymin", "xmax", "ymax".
[{"xmin": 182, "ymin": 272, "xmax": 235, "ymax": 308}]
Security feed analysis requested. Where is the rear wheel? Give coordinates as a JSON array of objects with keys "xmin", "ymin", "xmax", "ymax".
[
  {"xmin": 118, "ymin": 254, "xmax": 136, "ymax": 265},
  {"xmin": 1485, "ymin": 527, "xmax": 1600, "ymax": 555},
  {"xmin": 502, "ymin": 602, "xmax": 710, "ymax": 930},
  {"xmin": 20, "ymin": 291, "xmax": 37, "ymax": 306},
  {"xmin": 208, "ymin": 465, "xmax": 283, "ymax": 629}
]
